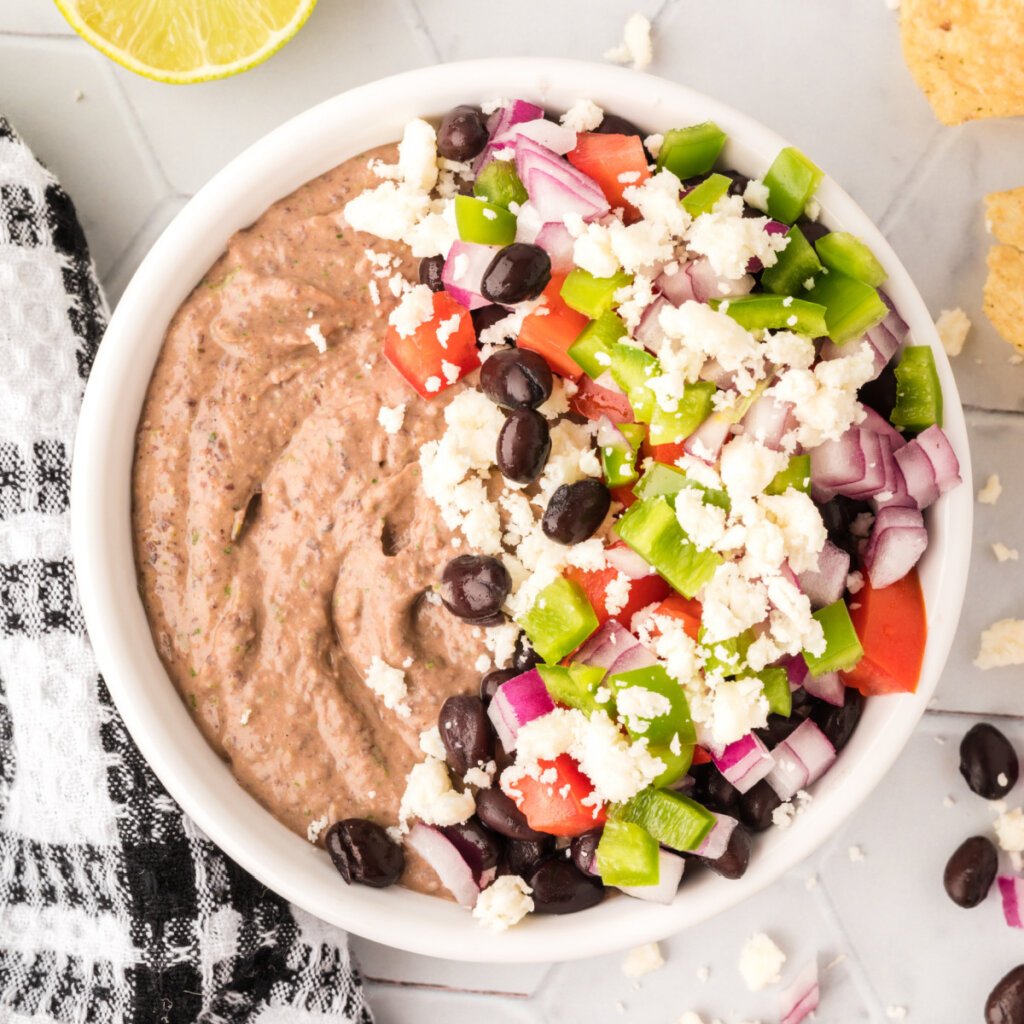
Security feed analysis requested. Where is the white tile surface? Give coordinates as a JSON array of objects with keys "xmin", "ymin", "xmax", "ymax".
[{"xmin": 3, "ymin": 1, "xmax": 1022, "ymax": 1021}]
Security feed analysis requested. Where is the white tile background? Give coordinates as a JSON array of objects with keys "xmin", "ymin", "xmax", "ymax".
[{"xmin": 3, "ymin": 1, "xmax": 1023, "ymax": 1020}]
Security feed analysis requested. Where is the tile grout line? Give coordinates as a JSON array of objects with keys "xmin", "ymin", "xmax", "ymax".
[
  {"xmin": 362, "ymin": 976, "xmax": 530, "ymax": 999},
  {"xmin": 0, "ymin": 29, "xmax": 80, "ymax": 42},
  {"xmin": 876, "ymin": 122, "xmax": 955, "ymax": 236},
  {"xmin": 962, "ymin": 401, "xmax": 1024, "ymax": 418},
  {"xmin": 396, "ymin": 0, "xmax": 444, "ymax": 65}
]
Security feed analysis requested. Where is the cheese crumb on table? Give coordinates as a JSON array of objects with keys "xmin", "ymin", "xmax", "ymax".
[
  {"xmin": 977, "ymin": 473, "xmax": 1002, "ymax": 505},
  {"xmin": 935, "ymin": 307, "xmax": 971, "ymax": 356},
  {"xmin": 696, "ymin": 964, "xmax": 711, "ymax": 982},
  {"xmin": 738, "ymin": 932, "xmax": 786, "ymax": 991},
  {"xmin": 848, "ymin": 844, "xmax": 866, "ymax": 862},
  {"xmin": 377, "ymin": 402, "xmax": 406, "ymax": 436},
  {"xmin": 604, "ymin": 12, "xmax": 654, "ymax": 71},
  {"xmin": 995, "ymin": 807, "xmax": 1024, "ymax": 853},
  {"xmin": 885, "ymin": 1006, "xmax": 908, "ymax": 1021},
  {"xmin": 993, "ymin": 542, "xmax": 1020, "ymax": 563},
  {"xmin": 364, "ymin": 656, "xmax": 411, "ymax": 717},
  {"xmin": 622, "ymin": 942, "xmax": 665, "ymax": 978},
  {"xmin": 975, "ymin": 619, "xmax": 1024, "ymax": 669},
  {"xmin": 472, "ymin": 875, "xmax": 534, "ymax": 930},
  {"xmin": 677, "ymin": 1014, "xmax": 706, "ymax": 1024}
]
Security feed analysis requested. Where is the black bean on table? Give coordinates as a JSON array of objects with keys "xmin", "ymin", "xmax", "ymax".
[
  {"xmin": 437, "ymin": 104, "xmax": 489, "ymax": 162},
  {"xmin": 497, "ymin": 408, "xmax": 551, "ymax": 484},
  {"xmin": 325, "ymin": 819, "xmax": 404, "ymax": 888},
  {"xmin": 700, "ymin": 824, "xmax": 752, "ymax": 880},
  {"xmin": 481, "ymin": 243, "xmax": 552, "ymax": 305},
  {"xmin": 738, "ymin": 779, "xmax": 782, "ymax": 833},
  {"xmin": 438, "ymin": 695, "xmax": 494, "ymax": 775},
  {"xmin": 471, "ymin": 303, "xmax": 510, "ymax": 339},
  {"xmin": 810, "ymin": 687, "xmax": 864, "ymax": 752},
  {"xmin": 943, "ymin": 835, "xmax": 998, "ymax": 909},
  {"xmin": 418, "ymin": 254, "xmax": 445, "ymax": 292},
  {"xmin": 960, "ymin": 723, "xmax": 1019, "ymax": 800},
  {"xmin": 480, "ymin": 668, "xmax": 517, "ymax": 705},
  {"xmin": 987, "ymin": 965, "xmax": 1024, "ymax": 1024},
  {"xmin": 440, "ymin": 554, "xmax": 511, "ymax": 623},
  {"xmin": 440, "ymin": 818, "xmax": 503, "ymax": 883},
  {"xmin": 475, "ymin": 786, "xmax": 548, "ymax": 842},
  {"xmin": 481, "ymin": 348, "xmax": 553, "ymax": 410},
  {"xmin": 505, "ymin": 837, "xmax": 553, "ymax": 879},
  {"xmin": 542, "ymin": 479, "xmax": 612, "ymax": 545},
  {"xmin": 512, "ymin": 631, "xmax": 541, "ymax": 673},
  {"xmin": 569, "ymin": 829, "xmax": 603, "ymax": 876},
  {"xmin": 528, "ymin": 858, "xmax": 604, "ymax": 914}
]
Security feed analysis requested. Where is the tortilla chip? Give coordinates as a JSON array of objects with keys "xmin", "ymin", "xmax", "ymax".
[
  {"xmin": 901, "ymin": 0, "xmax": 1024, "ymax": 125},
  {"xmin": 986, "ymin": 187, "xmax": 1024, "ymax": 250},
  {"xmin": 983, "ymin": 244, "xmax": 1024, "ymax": 353}
]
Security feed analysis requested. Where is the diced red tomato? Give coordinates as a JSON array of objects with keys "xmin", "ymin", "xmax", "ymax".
[
  {"xmin": 567, "ymin": 133, "xmax": 651, "ymax": 221},
  {"xmin": 569, "ymin": 374, "xmax": 635, "ymax": 423},
  {"xmin": 650, "ymin": 593, "xmax": 703, "ymax": 641},
  {"xmin": 609, "ymin": 484, "xmax": 637, "ymax": 509},
  {"xmin": 643, "ymin": 438, "xmax": 688, "ymax": 466},
  {"xmin": 691, "ymin": 746, "xmax": 712, "ymax": 766},
  {"xmin": 517, "ymin": 274, "xmax": 588, "ymax": 380},
  {"xmin": 508, "ymin": 755, "xmax": 606, "ymax": 836},
  {"xmin": 383, "ymin": 291, "xmax": 478, "ymax": 399},
  {"xmin": 841, "ymin": 568, "xmax": 927, "ymax": 696},
  {"xmin": 565, "ymin": 557, "xmax": 670, "ymax": 629}
]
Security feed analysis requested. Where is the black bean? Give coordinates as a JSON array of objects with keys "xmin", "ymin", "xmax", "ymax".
[
  {"xmin": 542, "ymin": 479, "xmax": 611, "ymax": 545},
  {"xmin": 738, "ymin": 780, "xmax": 782, "ymax": 833},
  {"xmin": 512, "ymin": 632, "xmax": 541, "ymax": 673},
  {"xmin": 594, "ymin": 113, "xmax": 644, "ymax": 139},
  {"xmin": 943, "ymin": 835, "xmax": 998, "ymax": 909},
  {"xmin": 496, "ymin": 408, "xmax": 551, "ymax": 483},
  {"xmin": 818, "ymin": 495, "xmax": 873, "ymax": 560},
  {"xmin": 527, "ymin": 858, "xmax": 604, "ymax": 914},
  {"xmin": 961, "ymin": 723, "xmax": 1020, "ymax": 800},
  {"xmin": 480, "ymin": 668, "xmax": 517, "ymax": 705},
  {"xmin": 701, "ymin": 824, "xmax": 752, "ymax": 880},
  {"xmin": 810, "ymin": 688, "xmax": 864, "ymax": 752},
  {"xmin": 505, "ymin": 837, "xmax": 553, "ymax": 878},
  {"xmin": 569, "ymin": 829, "xmax": 603, "ymax": 876},
  {"xmin": 481, "ymin": 348, "xmax": 553, "ymax": 410},
  {"xmin": 475, "ymin": 787, "xmax": 547, "ymax": 841},
  {"xmin": 418, "ymin": 254, "xmax": 445, "ymax": 292},
  {"xmin": 858, "ymin": 362, "xmax": 898, "ymax": 421},
  {"xmin": 987, "ymin": 965, "xmax": 1024, "ymax": 1024},
  {"xmin": 440, "ymin": 818, "xmax": 503, "ymax": 885},
  {"xmin": 481, "ymin": 243, "xmax": 552, "ymax": 305},
  {"xmin": 493, "ymin": 737, "xmax": 515, "ymax": 774},
  {"xmin": 690, "ymin": 765, "xmax": 740, "ymax": 814},
  {"xmin": 796, "ymin": 217, "xmax": 830, "ymax": 246},
  {"xmin": 440, "ymin": 554, "xmax": 511, "ymax": 623},
  {"xmin": 438, "ymin": 695, "xmax": 494, "ymax": 775},
  {"xmin": 324, "ymin": 819, "xmax": 404, "ymax": 888},
  {"xmin": 471, "ymin": 303, "xmax": 511, "ymax": 339},
  {"xmin": 755, "ymin": 713, "xmax": 804, "ymax": 750},
  {"xmin": 437, "ymin": 104, "xmax": 489, "ymax": 162}
]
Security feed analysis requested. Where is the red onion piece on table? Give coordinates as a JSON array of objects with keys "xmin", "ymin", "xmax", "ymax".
[
  {"xmin": 779, "ymin": 961, "xmax": 820, "ymax": 1024},
  {"xmin": 406, "ymin": 824, "xmax": 481, "ymax": 907},
  {"xmin": 618, "ymin": 848, "xmax": 686, "ymax": 904},
  {"xmin": 487, "ymin": 669, "xmax": 555, "ymax": 750},
  {"xmin": 712, "ymin": 733, "xmax": 776, "ymax": 794},
  {"xmin": 797, "ymin": 540, "xmax": 851, "ymax": 609},
  {"xmin": 998, "ymin": 876, "xmax": 1024, "ymax": 928}
]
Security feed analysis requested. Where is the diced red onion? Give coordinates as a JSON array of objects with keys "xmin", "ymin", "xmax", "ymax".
[
  {"xmin": 606, "ymin": 544, "xmax": 657, "ymax": 580},
  {"xmin": 810, "ymin": 428, "xmax": 867, "ymax": 490},
  {"xmin": 767, "ymin": 719, "xmax": 836, "ymax": 800},
  {"xmin": 859, "ymin": 405, "xmax": 907, "ymax": 452},
  {"xmin": 747, "ymin": 220, "xmax": 789, "ymax": 273},
  {"xmin": 871, "ymin": 434, "xmax": 915, "ymax": 511},
  {"xmin": 742, "ymin": 395, "xmax": 796, "ymax": 452},
  {"xmin": 803, "ymin": 670, "xmax": 846, "ymax": 707},
  {"xmin": 656, "ymin": 263, "xmax": 697, "ymax": 305},
  {"xmin": 698, "ymin": 357, "xmax": 737, "ymax": 390},
  {"xmin": 477, "ymin": 99, "xmax": 545, "ymax": 172},
  {"xmin": 878, "ymin": 289, "xmax": 910, "ymax": 344},
  {"xmin": 837, "ymin": 429, "xmax": 885, "ymax": 499},
  {"xmin": 821, "ymin": 326, "xmax": 898, "ymax": 381},
  {"xmin": 534, "ymin": 221, "xmax": 576, "ymax": 273},
  {"xmin": 442, "ymin": 240, "xmax": 497, "ymax": 310},
  {"xmin": 766, "ymin": 744, "xmax": 809, "ymax": 802},
  {"xmin": 782, "ymin": 654, "xmax": 809, "ymax": 690},
  {"xmin": 619, "ymin": 848, "xmax": 686, "ymax": 904},
  {"xmin": 607, "ymin": 643, "xmax": 659, "ymax": 676},
  {"xmin": 494, "ymin": 117, "xmax": 576, "ymax": 155},
  {"xmin": 916, "ymin": 424, "xmax": 962, "ymax": 495},
  {"xmin": 712, "ymin": 733, "xmax": 776, "ymax": 794},
  {"xmin": 798, "ymin": 540, "xmax": 850, "ymax": 610},
  {"xmin": 405, "ymin": 824, "xmax": 481, "ymax": 908},
  {"xmin": 527, "ymin": 169, "xmax": 610, "ymax": 224},
  {"xmin": 487, "ymin": 669, "xmax": 555, "ymax": 750},
  {"xmin": 596, "ymin": 415, "xmax": 629, "ymax": 450},
  {"xmin": 779, "ymin": 961, "xmax": 820, "ymax": 1024},
  {"xmin": 893, "ymin": 439, "xmax": 939, "ymax": 508},
  {"xmin": 694, "ymin": 812, "xmax": 739, "ymax": 861},
  {"xmin": 998, "ymin": 876, "xmax": 1024, "ymax": 928},
  {"xmin": 573, "ymin": 619, "xmax": 639, "ymax": 672},
  {"xmin": 863, "ymin": 505, "xmax": 927, "ymax": 589},
  {"xmin": 635, "ymin": 295, "xmax": 668, "ymax": 349},
  {"xmin": 684, "ymin": 411, "xmax": 733, "ymax": 462},
  {"xmin": 515, "ymin": 138, "xmax": 609, "ymax": 223}
]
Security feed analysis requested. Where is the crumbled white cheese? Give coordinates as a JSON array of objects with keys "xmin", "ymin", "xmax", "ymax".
[
  {"xmin": 419, "ymin": 726, "xmax": 448, "ymax": 761},
  {"xmin": 710, "ymin": 677, "xmax": 770, "ymax": 746},
  {"xmin": 622, "ymin": 942, "xmax": 665, "ymax": 978},
  {"xmin": 464, "ymin": 761, "xmax": 496, "ymax": 789},
  {"xmin": 977, "ymin": 473, "xmax": 1002, "ymax": 505},
  {"xmin": 995, "ymin": 808, "xmax": 1024, "ymax": 853},
  {"xmin": 772, "ymin": 801, "xmax": 796, "ymax": 829},
  {"xmin": 399, "ymin": 757, "xmax": 475, "ymax": 830},
  {"xmin": 364, "ymin": 656, "xmax": 411, "ymax": 718},
  {"xmin": 604, "ymin": 12, "xmax": 653, "ymax": 71},
  {"xmin": 239, "ymin": 707, "xmax": 252, "ymax": 726},
  {"xmin": 389, "ymin": 283, "xmax": 435, "ymax": 338},
  {"xmin": 305, "ymin": 322, "xmax": 328, "ymax": 353},
  {"xmin": 738, "ymin": 933, "xmax": 786, "ymax": 991},
  {"xmin": 561, "ymin": 98, "xmax": 605, "ymax": 133},
  {"xmin": 994, "ymin": 542, "xmax": 1020, "ymax": 563},
  {"xmin": 885, "ymin": 1007, "xmax": 907, "ymax": 1021},
  {"xmin": 398, "ymin": 117, "xmax": 439, "ymax": 192},
  {"xmin": 473, "ymin": 875, "xmax": 534, "ymax": 930},
  {"xmin": 674, "ymin": 488, "xmax": 728, "ymax": 551},
  {"xmin": 307, "ymin": 815, "xmax": 329, "ymax": 844},
  {"xmin": 677, "ymin": 1014, "xmax": 706, "ymax": 1024},
  {"xmin": 604, "ymin": 571, "xmax": 632, "ymax": 617},
  {"xmin": 616, "ymin": 686, "xmax": 672, "ymax": 734},
  {"xmin": 936, "ymin": 307, "xmax": 970, "ymax": 356},
  {"xmin": 764, "ymin": 330, "xmax": 816, "ymax": 370},
  {"xmin": 377, "ymin": 402, "xmax": 406, "ymax": 435},
  {"xmin": 846, "ymin": 570, "xmax": 865, "ymax": 594},
  {"xmin": 976, "ymin": 619, "xmax": 1024, "ymax": 669},
  {"xmin": 848, "ymin": 844, "xmax": 866, "ymax": 862},
  {"xmin": 685, "ymin": 195, "xmax": 789, "ymax": 280},
  {"xmin": 742, "ymin": 178, "xmax": 770, "ymax": 213}
]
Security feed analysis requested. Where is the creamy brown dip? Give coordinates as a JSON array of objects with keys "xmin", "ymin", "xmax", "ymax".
[{"xmin": 132, "ymin": 145, "xmax": 487, "ymax": 897}]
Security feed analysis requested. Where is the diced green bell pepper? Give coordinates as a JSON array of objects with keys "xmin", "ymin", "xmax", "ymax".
[
  {"xmin": 763, "ymin": 146, "xmax": 824, "ymax": 224},
  {"xmin": 700, "ymin": 628, "xmax": 753, "ymax": 678},
  {"xmin": 815, "ymin": 231, "xmax": 886, "ymax": 287},
  {"xmin": 647, "ymin": 381, "xmax": 716, "ymax": 446},
  {"xmin": 609, "ymin": 665, "xmax": 697, "ymax": 747},
  {"xmin": 454, "ymin": 194, "xmax": 517, "ymax": 246},
  {"xmin": 806, "ymin": 269, "xmax": 887, "ymax": 344},
  {"xmin": 765, "ymin": 454, "xmax": 811, "ymax": 495},
  {"xmin": 473, "ymin": 159, "xmax": 528, "ymax": 209},
  {"xmin": 891, "ymin": 345, "xmax": 943, "ymax": 432},
  {"xmin": 596, "ymin": 820, "xmax": 660, "ymax": 887},
  {"xmin": 681, "ymin": 172, "xmax": 732, "ymax": 217},
  {"xmin": 646, "ymin": 741, "xmax": 694, "ymax": 789},
  {"xmin": 561, "ymin": 268, "xmax": 633, "ymax": 320},
  {"xmin": 760, "ymin": 226, "xmax": 823, "ymax": 296},
  {"xmin": 632, "ymin": 462, "xmax": 730, "ymax": 510},
  {"xmin": 656, "ymin": 121, "xmax": 727, "ymax": 181},
  {"xmin": 519, "ymin": 577, "xmax": 599, "ymax": 665},
  {"xmin": 615, "ymin": 496, "xmax": 723, "ymax": 598},
  {"xmin": 568, "ymin": 311, "xmax": 627, "ymax": 378},
  {"xmin": 608, "ymin": 343, "xmax": 660, "ymax": 423},
  {"xmin": 611, "ymin": 787, "xmax": 715, "ymax": 852},
  {"xmin": 758, "ymin": 667, "xmax": 792, "ymax": 717},
  {"xmin": 537, "ymin": 663, "xmax": 610, "ymax": 715},
  {"xmin": 802, "ymin": 598, "xmax": 864, "ymax": 675},
  {"xmin": 601, "ymin": 422, "xmax": 645, "ymax": 489},
  {"xmin": 711, "ymin": 295, "xmax": 828, "ymax": 337}
]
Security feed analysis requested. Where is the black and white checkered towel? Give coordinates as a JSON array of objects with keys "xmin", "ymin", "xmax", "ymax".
[{"xmin": 0, "ymin": 116, "xmax": 373, "ymax": 1024}]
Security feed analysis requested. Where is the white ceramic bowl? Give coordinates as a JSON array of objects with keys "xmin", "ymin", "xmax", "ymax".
[{"xmin": 72, "ymin": 58, "xmax": 973, "ymax": 963}]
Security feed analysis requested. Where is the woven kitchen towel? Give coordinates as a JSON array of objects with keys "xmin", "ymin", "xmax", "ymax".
[{"xmin": 0, "ymin": 117, "xmax": 373, "ymax": 1024}]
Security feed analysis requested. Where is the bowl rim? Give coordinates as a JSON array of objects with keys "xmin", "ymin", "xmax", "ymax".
[{"xmin": 71, "ymin": 56, "xmax": 973, "ymax": 962}]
